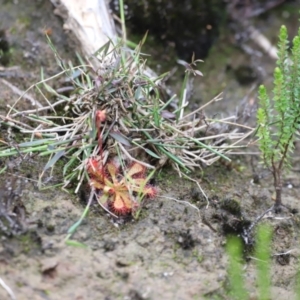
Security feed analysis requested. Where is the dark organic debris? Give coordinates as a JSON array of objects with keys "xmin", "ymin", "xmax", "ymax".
[
  {"xmin": 110, "ymin": 0, "xmax": 286, "ymax": 61},
  {"xmin": 110, "ymin": 0, "xmax": 225, "ymax": 60},
  {"xmin": 0, "ymin": 29, "xmax": 10, "ymax": 66},
  {"xmin": 200, "ymin": 196, "xmax": 254, "ymax": 247},
  {"xmin": 0, "ymin": 174, "xmax": 27, "ymax": 236},
  {"xmin": 177, "ymin": 229, "xmax": 195, "ymax": 250},
  {"xmin": 276, "ymin": 253, "xmax": 290, "ymax": 265}
]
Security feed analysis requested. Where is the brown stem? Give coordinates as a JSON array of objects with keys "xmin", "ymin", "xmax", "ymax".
[
  {"xmin": 271, "ymin": 136, "xmax": 292, "ymax": 211},
  {"xmin": 272, "ymin": 166, "xmax": 282, "ymax": 211},
  {"xmin": 275, "ymin": 186, "xmax": 282, "ymax": 211}
]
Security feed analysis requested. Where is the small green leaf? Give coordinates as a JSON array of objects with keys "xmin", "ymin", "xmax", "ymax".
[
  {"xmin": 144, "ymin": 148, "xmax": 161, "ymax": 159},
  {"xmin": 65, "ymin": 240, "xmax": 88, "ymax": 248},
  {"xmin": 109, "ymin": 131, "xmax": 131, "ymax": 146},
  {"xmin": 43, "ymin": 150, "xmax": 66, "ymax": 171}
]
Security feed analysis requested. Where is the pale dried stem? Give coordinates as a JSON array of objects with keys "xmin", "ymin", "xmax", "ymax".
[
  {"xmin": 0, "ymin": 115, "xmax": 33, "ymax": 130},
  {"xmin": 118, "ymin": 142, "xmax": 155, "ymax": 169},
  {"xmin": 6, "ymin": 65, "xmax": 89, "ymax": 116},
  {"xmin": 158, "ymin": 195, "xmax": 201, "ymax": 218},
  {"xmin": 182, "ymin": 173, "xmax": 209, "ymax": 208},
  {"xmin": 9, "ymin": 98, "xmax": 69, "ymax": 117},
  {"xmin": 1, "ymin": 78, "xmax": 43, "ymax": 109},
  {"xmin": 180, "ymin": 92, "xmax": 223, "ymax": 121},
  {"xmin": 0, "ymin": 277, "xmax": 16, "ymax": 300}
]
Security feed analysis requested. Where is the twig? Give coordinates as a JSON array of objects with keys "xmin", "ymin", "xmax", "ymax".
[
  {"xmin": 158, "ymin": 195, "xmax": 200, "ymax": 218},
  {"xmin": 180, "ymin": 92, "xmax": 223, "ymax": 120},
  {"xmin": 248, "ymin": 206, "xmax": 274, "ymax": 234},
  {"xmin": 1, "ymin": 78, "xmax": 43, "ymax": 109},
  {"xmin": 181, "ymin": 173, "xmax": 209, "ymax": 208},
  {"xmin": 247, "ymin": 256, "xmax": 268, "ymax": 263},
  {"xmin": 249, "ymin": 26, "xmax": 278, "ymax": 60},
  {"xmin": 0, "ymin": 277, "xmax": 16, "ymax": 300},
  {"xmin": 0, "ymin": 115, "xmax": 33, "ymax": 130},
  {"xmin": 118, "ymin": 142, "xmax": 155, "ymax": 169},
  {"xmin": 9, "ymin": 98, "xmax": 69, "ymax": 117},
  {"xmin": 272, "ymin": 249, "xmax": 296, "ymax": 256},
  {"xmin": 6, "ymin": 66, "xmax": 89, "ymax": 116},
  {"xmin": 94, "ymin": 189, "xmax": 119, "ymax": 219}
]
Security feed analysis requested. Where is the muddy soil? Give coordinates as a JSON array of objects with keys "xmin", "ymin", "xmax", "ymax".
[{"xmin": 1, "ymin": 1, "xmax": 300, "ymax": 300}]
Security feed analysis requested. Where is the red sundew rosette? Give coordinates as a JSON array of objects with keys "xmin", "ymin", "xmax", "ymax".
[
  {"xmin": 124, "ymin": 162, "xmax": 156, "ymax": 195},
  {"xmin": 87, "ymin": 158, "xmax": 158, "ymax": 216},
  {"xmin": 103, "ymin": 161, "xmax": 133, "ymax": 215},
  {"xmin": 86, "ymin": 158, "xmax": 106, "ymax": 183}
]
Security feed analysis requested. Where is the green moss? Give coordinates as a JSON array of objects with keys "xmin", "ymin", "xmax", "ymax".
[
  {"xmin": 16, "ymin": 231, "xmax": 42, "ymax": 255},
  {"xmin": 192, "ymin": 249, "xmax": 204, "ymax": 263},
  {"xmin": 157, "ymin": 168, "xmax": 180, "ymax": 187},
  {"xmin": 17, "ymin": 16, "xmax": 31, "ymax": 29}
]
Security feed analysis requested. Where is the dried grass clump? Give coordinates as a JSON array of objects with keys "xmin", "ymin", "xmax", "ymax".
[{"xmin": 0, "ymin": 37, "xmax": 254, "ymax": 193}]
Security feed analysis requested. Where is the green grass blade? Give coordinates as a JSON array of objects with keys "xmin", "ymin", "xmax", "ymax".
[
  {"xmin": 255, "ymin": 224, "xmax": 272, "ymax": 300},
  {"xmin": 131, "ymin": 141, "xmax": 161, "ymax": 159},
  {"xmin": 226, "ymin": 236, "xmax": 248, "ymax": 300}
]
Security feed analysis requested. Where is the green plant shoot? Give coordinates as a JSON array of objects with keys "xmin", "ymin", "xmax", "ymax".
[
  {"xmin": 226, "ymin": 236, "xmax": 248, "ymax": 300},
  {"xmin": 255, "ymin": 224, "xmax": 272, "ymax": 300},
  {"xmin": 256, "ymin": 25, "xmax": 300, "ymax": 210}
]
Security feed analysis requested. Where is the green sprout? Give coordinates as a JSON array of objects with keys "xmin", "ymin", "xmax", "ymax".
[
  {"xmin": 226, "ymin": 236, "xmax": 248, "ymax": 300},
  {"xmin": 256, "ymin": 25, "xmax": 300, "ymax": 210},
  {"xmin": 226, "ymin": 224, "xmax": 273, "ymax": 300}
]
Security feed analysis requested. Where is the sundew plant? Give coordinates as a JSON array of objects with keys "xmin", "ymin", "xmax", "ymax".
[{"xmin": 256, "ymin": 24, "xmax": 300, "ymax": 211}]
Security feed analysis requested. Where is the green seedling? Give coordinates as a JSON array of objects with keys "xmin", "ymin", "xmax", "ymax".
[{"xmin": 256, "ymin": 25, "xmax": 300, "ymax": 210}]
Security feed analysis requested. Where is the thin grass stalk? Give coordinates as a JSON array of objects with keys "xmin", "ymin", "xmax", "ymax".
[{"xmin": 176, "ymin": 71, "xmax": 189, "ymax": 122}]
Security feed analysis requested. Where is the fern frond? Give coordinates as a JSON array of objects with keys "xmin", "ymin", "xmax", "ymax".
[
  {"xmin": 276, "ymin": 25, "xmax": 289, "ymax": 72},
  {"xmin": 257, "ymin": 86, "xmax": 274, "ymax": 166},
  {"xmin": 290, "ymin": 34, "xmax": 300, "ymax": 132},
  {"xmin": 273, "ymin": 27, "xmax": 291, "ymax": 150}
]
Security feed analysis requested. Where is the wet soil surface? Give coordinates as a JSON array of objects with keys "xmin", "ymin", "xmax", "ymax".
[{"xmin": 1, "ymin": 1, "xmax": 300, "ymax": 300}]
